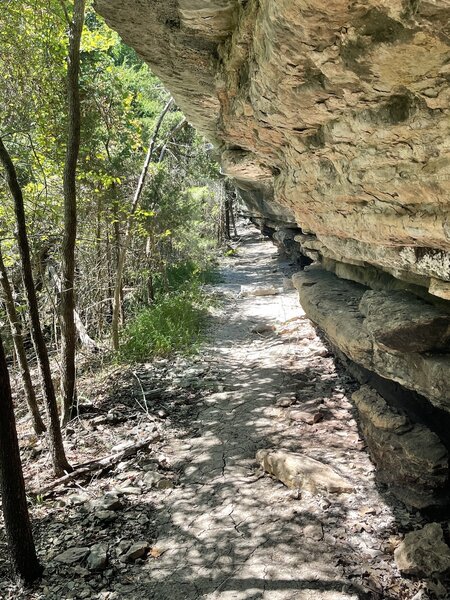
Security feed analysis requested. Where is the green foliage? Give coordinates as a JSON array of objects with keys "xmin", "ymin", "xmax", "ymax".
[
  {"xmin": 119, "ymin": 290, "xmax": 206, "ymax": 361},
  {"xmin": 0, "ymin": 0, "xmax": 224, "ymax": 358},
  {"xmin": 119, "ymin": 261, "xmax": 219, "ymax": 361}
]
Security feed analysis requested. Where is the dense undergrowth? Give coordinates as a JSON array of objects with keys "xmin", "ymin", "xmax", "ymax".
[{"xmin": 118, "ymin": 260, "xmax": 221, "ymax": 361}]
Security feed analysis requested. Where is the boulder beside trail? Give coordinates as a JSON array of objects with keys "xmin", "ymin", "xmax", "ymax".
[
  {"xmin": 256, "ymin": 449, "xmax": 353, "ymax": 494},
  {"xmin": 394, "ymin": 523, "xmax": 450, "ymax": 576}
]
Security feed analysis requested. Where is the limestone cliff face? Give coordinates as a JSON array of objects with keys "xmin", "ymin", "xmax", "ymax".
[
  {"xmin": 95, "ymin": 0, "xmax": 450, "ymax": 295},
  {"xmin": 95, "ymin": 0, "xmax": 450, "ymax": 506}
]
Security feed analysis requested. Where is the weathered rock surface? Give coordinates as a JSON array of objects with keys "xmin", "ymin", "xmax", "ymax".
[
  {"xmin": 95, "ymin": 0, "xmax": 450, "ymax": 291},
  {"xmin": 359, "ymin": 290, "xmax": 450, "ymax": 353},
  {"xmin": 292, "ymin": 269, "xmax": 450, "ymax": 412},
  {"xmin": 256, "ymin": 449, "xmax": 354, "ymax": 494},
  {"xmin": 54, "ymin": 547, "xmax": 90, "ymax": 565},
  {"xmin": 123, "ymin": 542, "xmax": 149, "ymax": 563},
  {"xmin": 352, "ymin": 385, "xmax": 448, "ymax": 508},
  {"xmin": 394, "ymin": 523, "xmax": 450, "ymax": 576},
  {"xmin": 240, "ymin": 284, "xmax": 278, "ymax": 297},
  {"xmin": 87, "ymin": 544, "xmax": 108, "ymax": 571}
]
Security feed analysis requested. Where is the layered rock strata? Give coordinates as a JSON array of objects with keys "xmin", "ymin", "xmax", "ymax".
[
  {"xmin": 94, "ymin": 0, "xmax": 450, "ymax": 505},
  {"xmin": 95, "ymin": 0, "xmax": 450, "ymax": 294},
  {"xmin": 292, "ymin": 268, "xmax": 450, "ymax": 506},
  {"xmin": 352, "ymin": 385, "xmax": 448, "ymax": 508},
  {"xmin": 292, "ymin": 269, "xmax": 450, "ymax": 412}
]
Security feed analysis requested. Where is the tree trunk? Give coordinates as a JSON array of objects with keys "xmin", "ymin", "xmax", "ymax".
[
  {"xmin": 60, "ymin": 0, "xmax": 86, "ymax": 424},
  {"xmin": 224, "ymin": 193, "xmax": 231, "ymax": 240},
  {"xmin": 0, "ymin": 330, "xmax": 43, "ymax": 583},
  {"xmin": 0, "ymin": 246, "xmax": 46, "ymax": 435},
  {"xmin": 112, "ymin": 198, "xmax": 124, "ymax": 326},
  {"xmin": 111, "ymin": 97, "xmax": 174, "ymax": 351},
  {"xmin": 0, "ymin": 137, "xmax": 71, "ymax": 477},
  {"xmin": 48, "ymin": 263, "xmax": 100, "ymax": 353}
]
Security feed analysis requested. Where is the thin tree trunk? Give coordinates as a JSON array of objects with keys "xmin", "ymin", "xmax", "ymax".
[
  {"xmin": 145, "ymin": 233, "xmax": 155, "ymax": 304},
  {"xmin": 0, "ymin": 331, "xmax": 43, "ymax": 583},
  {"xmin": 48, "ymin": 263, "xmax": 100, "ymax": 352},
  {"xmin": 60, "ymin": 0, "xmax": 86, "ymax": 424},
  {"xmin": 0, "ymin": 137, "xmax": 71, "ymax": 477},
  {"xmin": 224, "ymin": 193, "xmax": 231, "ymax": 240},
  {"xmin": 112, "ymin": 198, "xmax": 124, "ymax": 326},
  {"xmin": 229, "ymin": 188, "xmax": 238, "ymax": 237},
  {"xmin": 96, "ymin": 194, "xmax": 103, "ymax": 334},
  {"xmin": 0, "ymin": 246, "xmax": 46, "ymax": 435},
  {"xmin": 111, "ymin": 97, "xmax": 173, "ymax": 350},
  {"xmin": 105, "ymin": 225, "xmax": 113, "ymax": 329}
]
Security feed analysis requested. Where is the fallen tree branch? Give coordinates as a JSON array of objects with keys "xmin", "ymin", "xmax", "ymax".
[{"xmin": 33, "ymin": 434, "xmax": 158, "ymax": 496}]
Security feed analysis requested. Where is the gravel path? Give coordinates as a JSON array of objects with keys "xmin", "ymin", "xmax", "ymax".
[{"xmin": 138, "ymin": 225, "xmax": 417, "ymax": 599}]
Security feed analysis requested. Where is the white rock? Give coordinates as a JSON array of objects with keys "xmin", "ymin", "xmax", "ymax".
[
  {"xmin": 394, "ymin": 523, "xmax": 450, "ymax": 576},
  {"xmin": 240, "ymin": 284, "xmax": 278, "ymax": 297},
  {"xmin": 256, "ymin": 449, "xmax": 353, "ymax": 494}
]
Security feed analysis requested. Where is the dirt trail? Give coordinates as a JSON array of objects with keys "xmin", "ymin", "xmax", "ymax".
[
  {"xmin": 1, "ymin": 224, "xmax": 427, "ymax": 600},
  {"xmin": 137, "ymin": 225, "xmax": 417, "ymax": 599}
]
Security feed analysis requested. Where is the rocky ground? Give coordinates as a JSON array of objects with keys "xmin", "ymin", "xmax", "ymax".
[{"xmin": 0, "ymin": 223, "xmax": 449, "ymax": 599}]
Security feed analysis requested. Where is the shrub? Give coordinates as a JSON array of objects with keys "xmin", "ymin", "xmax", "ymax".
[{"xmin": 119, "ymin": 289, "xmax": 207, "ymax": 360}]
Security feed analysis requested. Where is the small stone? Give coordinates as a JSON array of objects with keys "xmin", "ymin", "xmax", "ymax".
[
  {"xmin": 240, "ymin": 284, "xmax": 278, "ymax": 297},
  {"xmin": 288, "ymin": 410, "xmax": 319, "ymax": 425},
  {"xmin": 303, "ymin": 523, "xmax": 323, "ymax": 540},
  {"xmin": 92, "ymin": 493, "xmax": 123, "ymax": 512},
  {"xmin": 65, "ymin": 493, "xmax": 89, "ymax": 506},
  {"xmin": 54, "ymin": 547, "xmax": 90, "ymax": 565},
  {"xmin": 94, "ymin": 510, "xmax": 117, "ymax": 523},
  {"xmin": 156, "ymin": 478, "xmax": 175, "ymax": 490},
  {"xmin": 143, "ymin": 470, "xmax": 162, "ymax": 487},
  {"xmin": 124, "ymin": 542, "xmax": 149, "ymax": 562},
  {"xmin": 87, "ymin": 544, "xmax": 108, "ymax": 571},
  {"xmin": 118, "ymin": 540, "xmax": 132, "ymax": 555},
  {"xmin": 250, "ymin": 323, "xmax": 276, "ymax": 334},
  {"xmin": 275, "ymin": 394, "xmax": 295, "ymax": 408},
  {"xmin": 394, "ymin": 523, "xmax": 450, "ymax": 576}
]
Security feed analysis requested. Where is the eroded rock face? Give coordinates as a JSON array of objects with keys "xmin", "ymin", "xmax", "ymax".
[
  {"xmin": 352, "ymin": 385, "xmax": 448, "ymax": 508},
  {"xmin": 95, "ymin": 0, "xmax": 450, "ymax": 292},
  {"xmin": 292, "ymin": 269, "xmax": 450, "ymax": 411}
]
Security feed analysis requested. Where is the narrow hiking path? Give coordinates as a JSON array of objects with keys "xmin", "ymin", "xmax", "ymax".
[
  {"xmin": 2, "ymin": 223, "xmax": 430, "ymax": 600},
  {"xmin": 135, "ymin": 224, "xmax": 423, "ymax": 600}
]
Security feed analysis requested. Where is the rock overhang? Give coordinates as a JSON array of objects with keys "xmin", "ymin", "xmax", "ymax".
[{"xmin": 95, "ymin": 0, "xmax": 450, "ymax": 290}]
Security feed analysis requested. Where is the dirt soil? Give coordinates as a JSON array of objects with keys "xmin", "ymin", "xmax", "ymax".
[{"xmin": 0, "ymin": 223, "xmax": 446, "ymax": 599}]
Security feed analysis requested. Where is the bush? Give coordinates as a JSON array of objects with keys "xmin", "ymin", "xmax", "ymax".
[{"xmin": 119, "ymin": 289, "xmax": 207, "ymax": 361}]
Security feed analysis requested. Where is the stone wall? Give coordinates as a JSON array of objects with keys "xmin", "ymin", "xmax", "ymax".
[{"xmin": 94, "ymin": 0, "xmax": 450, "ymax": 507}]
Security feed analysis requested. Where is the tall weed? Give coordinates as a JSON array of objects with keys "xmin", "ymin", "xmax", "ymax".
[{"xmin": 119, "ymin": 261, "xmax": 219, "ymax": 361}]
